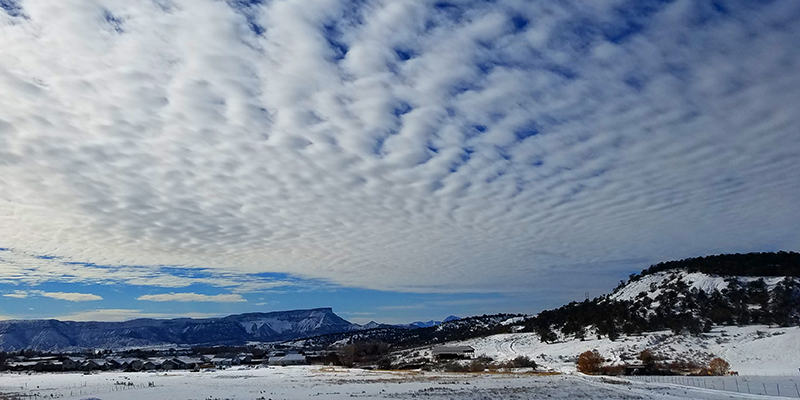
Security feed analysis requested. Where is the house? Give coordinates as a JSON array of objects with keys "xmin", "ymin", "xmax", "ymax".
[
  {"xmin": 81, "ymin": 359, "xmax": 102, "ymax": 371},
  {"xmin": 142, "ymin": 360, "xmax": 158, "ymax": 370},
  {"xmin": 211, "ymin": 356, "xmax": 234, "ymax": 367},
  {"xmin": 161, "ymin": 359, "xmax": 181, "ymax": 370},
  {"xmin": 431, "ymin": 346, "xmax": 475, "ymax": 360},
  {"xmin": 61, "ymin": 357, "xmax": 83, "ymax": 371},
  {"xmin": 105, "ymin": 359, "xmax": 123, "ymax": 370},
  {"xmin": 175, "ymin": 356, "xmax": 203, "ymax": 369},
  {"xmin": 268, "ymin": 354, "xmax": 307, "ymax": 366},
  {"xmin": 126, "ymin": 359, "xmax": 145, "ymax": 371},
  {"xmin": 33, "ymin": 361, "xmax": 64, "ymax": 372},
  {"xmin": 6, "ymin": 361, "xmax": 39, "ymax": 371}
]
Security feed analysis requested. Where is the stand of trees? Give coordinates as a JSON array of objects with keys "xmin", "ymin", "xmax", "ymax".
[
  {"xmin": 633, "ymin": 251, "xmax": 800, "ymax": 280},
  {"xmin": 522, "ymin": 252, "xmax": 800, "ymax": 341}
]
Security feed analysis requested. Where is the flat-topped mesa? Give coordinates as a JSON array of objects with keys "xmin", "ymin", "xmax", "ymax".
[{"xmin": 0, "ymin": 308, "xmax": 358, "ymax": 351}]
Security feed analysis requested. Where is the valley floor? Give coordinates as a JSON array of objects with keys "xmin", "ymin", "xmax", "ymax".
[{"xmin": 2, "ymin": 366, "xmax": 800, "ymax": 400}]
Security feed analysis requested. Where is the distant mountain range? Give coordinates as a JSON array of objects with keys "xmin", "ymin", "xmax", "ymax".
[
  {"xmin": 0, "ymin": 308, "xmax": 358, "ymax": 351},
  {"xmin": 0, "ymin": 307, "xmax": 462, "ymax": 352},
  {"xmin": 406, "ymin": 315, "xmax": 461, "ymax": 328}
]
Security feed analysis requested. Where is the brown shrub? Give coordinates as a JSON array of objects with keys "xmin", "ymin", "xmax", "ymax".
[
  {"xmin": 707, "ymin": 357, "xmax": 730, "ymax": 376},
  {"xmin": 576, "ymin": 350, "xmax": 604, "ymax": 374}
]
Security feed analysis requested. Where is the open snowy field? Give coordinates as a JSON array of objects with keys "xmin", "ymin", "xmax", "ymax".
[
  {"xmin": 441, "ymin": 325, "xmax": 800, "ymax": 376},
  {"xmin": 2, "ymin": 366, "xmax": 799, "ymax": 400}
]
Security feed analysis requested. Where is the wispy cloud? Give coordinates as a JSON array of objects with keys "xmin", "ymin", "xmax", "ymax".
[
  {"xmin": 137, "ymin": 292, "xmax": 246, "ymax": 303},
  {"xmin": 3, "ymin": 290, "xmax": 29, "ymax": 299},
  {"xmin": 55, "ymin": 309, "xmax": 223, "ymax": 322},
  {"xmin": 41, "ymin": 291, "xmax": 102, "ymax": 302},
  {"xmin": 0, "ymin": 250, "xmax": 297, "ymax": 292},
  {"xmin": 0, "ymin": 0, "xmax": 797, "ymax": 299},
  {"xmin": 3, "ymin": 290, "xmax": 101, "ymax": 301}
]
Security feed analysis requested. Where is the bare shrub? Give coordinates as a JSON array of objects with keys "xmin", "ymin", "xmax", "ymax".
[
  {"xmin": 576, "ymin": 350, "xmax": 604, "ymax": 374},
  {"xmin": 707, "ymin": 357, "xmax": 730, "ymax": 376},
  {"xmin": 441, "ymin": 362, "xmax": 469, "ymax": 372},
  {"xmin": 468, "ymin": 359, "xmax": 486, "ymax": 372}
]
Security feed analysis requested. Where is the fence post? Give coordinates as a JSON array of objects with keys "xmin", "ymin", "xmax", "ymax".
[
  {"xmin": 777, "ymin": 383, "xmax": 780, "ymax": 397},
  {"xmin": 763, "ymin": 382, "xmax": 768, "ymax": 395},
  {"xmin": 735, "ymin": 379, "xmax": 739, "ymax": 392}
]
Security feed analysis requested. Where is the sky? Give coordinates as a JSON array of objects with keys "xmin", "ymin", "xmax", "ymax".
[{"xmin": 0, "ymin": 0, "xmax": 799, "ymax": 325}]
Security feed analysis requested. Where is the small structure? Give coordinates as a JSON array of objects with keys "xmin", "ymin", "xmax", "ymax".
[
  {"xmin": 81, "ymin": 359, "xmax": 102, "ymax": 371},
  {"xmin": 175, "ymin": 356, "xmax": 203, "ymax": 369},
  {"xmin": 432, "ymin": 346, "xmax": 475, "ymax": 360},
  {"xmin": 625, "ymin": 364, "xmax": 647, "ymax": 375},
  {"xmin": 236, "ymin": 353, "xmax": 253, "ymax": 364},
  {"xmin": 104, "ymin": 359, "xmax": 122, "ymax": 370},
  {"xmin": 268, "ymin": 354, "xmax": 307, "ymax": 366},
  {"xmin": 211, "ymin": 356, "xmax": 234, "ymax": 367},
  {"xmin": 161, "ymin": 359, "xmax": 181, "ymax": 370},
  {"xmin": 126, "ymin": 359, "xmax": 145, "ymax": 371},
  {"xmin": 61, "ymin": 357, "xmax": 82, "ymax": 371},
  {"xmin": 142, "ymin": 360, "xmax": 158, "ymax": 370}
]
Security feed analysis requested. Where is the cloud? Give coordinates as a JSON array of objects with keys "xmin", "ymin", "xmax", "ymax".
[
  {"xmin": 41, "ymin": 291, "xmax": 103, "ymax": 302},
  {"xmin": 0, "ymin": 0, "xmax": 798, "ymax": 299},
  {"xmin": 0, "ymin": 249, "xmax": 297, "ymax": 292},
  {"xmin": 137, "ymin": 292, "xmax": 246, "ymax": 303},
  {"xmin": 55, "ymin": 309, "xmax": 223, "ymax": 322},
  {"xmin": 2, "ymin": 290, "xmax": 102, "ymax": 301}
]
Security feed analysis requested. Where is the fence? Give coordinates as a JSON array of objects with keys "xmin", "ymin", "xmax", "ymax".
[
  {"xmin": 0, "ymin": 380, "xmax": 156, "ymax": 400},
  {"xmin": 627, "ymin": 375, "xmax": 800, "ymax": 398}
]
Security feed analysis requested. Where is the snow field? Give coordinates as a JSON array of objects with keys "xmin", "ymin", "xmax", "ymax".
[
  {"xmin": 447, "ymin": 325, "xmax": 800, "ymax": 375},
  {"xmin": 1, "ymin": 366, "xmax": 788, "ymax": 400}
]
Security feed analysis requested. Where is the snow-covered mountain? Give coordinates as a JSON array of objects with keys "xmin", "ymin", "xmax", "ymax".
[
  {"xmin": 518, "ymin": 253, "xmax": 800, "ymax": 342},
  {"xmin": 404, "ymin": 315, "xmax": 461, "ymax": 329},
  {"xmin": 0, "ymin": 308, "xmax": 358, "ymax": 351}
]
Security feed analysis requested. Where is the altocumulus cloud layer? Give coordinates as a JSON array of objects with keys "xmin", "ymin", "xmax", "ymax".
[{"xmin": 0, "ymin": 0, "xmax": 799, "ymax": 295}]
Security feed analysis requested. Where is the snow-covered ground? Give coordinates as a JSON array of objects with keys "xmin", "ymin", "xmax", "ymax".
[
  {"xmin": 609, "ymin": 271, "xmax": 792, "ymax": 302},
  {"xmin": 441, "ymin": 325, "xmax": 800, "ymax": 376},
  {"xmin": 1, "ymin": 366, "xmax": 797, "ymax": 400}
]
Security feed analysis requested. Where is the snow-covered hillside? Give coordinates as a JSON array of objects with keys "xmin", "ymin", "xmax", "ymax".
[
  {"xmin": 436, "ymin": 325, "xmax": 800, "ymax": 375},
  {"xmin": 609, "ymin": 270, "xmax": 792, "ymax": 302}
]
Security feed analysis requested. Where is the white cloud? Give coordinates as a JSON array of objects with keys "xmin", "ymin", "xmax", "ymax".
[
  {"xmin": 55, "ymin": 309, "xmax": 223, "ymax": 322},
  {"xmin": 2, "ymin": 290, "xmax": 29, "ymax": 299},
  {"xmin": 137, "ymin": 292, "xmax": 246, "ymax": 303},
  {"xmin": 40, "ymin": 291, "xmax": 103, "ymax": 302},
  {"xmin": 2, "ymin": 289, "xmax": 102, "ymax": 301},
  {"xmin": 0, "ymin": 250, "xmax": 296, "ymax": 292},
  {"xmin": 0, "ymin": 0, "xmax": 797, "ymax": 297}
]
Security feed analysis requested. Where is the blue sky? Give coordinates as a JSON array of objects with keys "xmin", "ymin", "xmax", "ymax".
[{"xmin": 0, "ymin": 0, "xmax": 799, "ymax": 324}]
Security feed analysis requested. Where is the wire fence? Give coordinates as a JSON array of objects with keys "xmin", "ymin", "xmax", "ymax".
[{"xmin": 628, "ymin": 375, "xmax": 800, "ymax": 397}]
